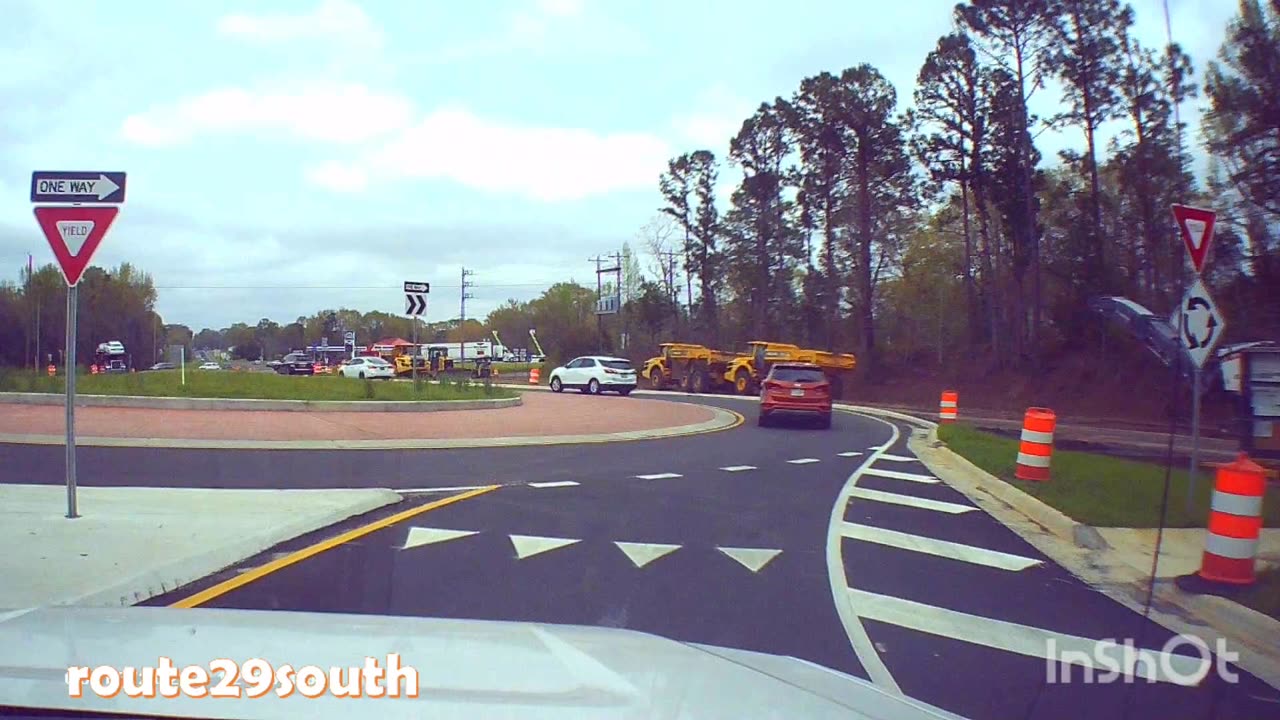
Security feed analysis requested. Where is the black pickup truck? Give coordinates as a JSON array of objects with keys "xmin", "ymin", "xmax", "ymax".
[{"xmin": 273, "ymin": 353, "xmax": 315, "ymax": 375}]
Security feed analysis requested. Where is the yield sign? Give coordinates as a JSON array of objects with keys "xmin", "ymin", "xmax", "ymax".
[
  {"xmin": 1171, "ymin": 204, "xmax": 1216, "ymax": 274},
  {"xmin": 33, "ymin": 206, "xmax": 119, "ymax": 286}
]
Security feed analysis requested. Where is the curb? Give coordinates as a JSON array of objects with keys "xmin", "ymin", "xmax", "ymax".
[
  {"xmin": 63, "ymin": 489, "xmax": 401, "ymax": 608},
  {"xmin": 0, "ymin": 406, "xmax": 743, "ymax": 450},
  {"xmin": 0, "ymin": 392, "xmax": 521, "ymax": 413}
]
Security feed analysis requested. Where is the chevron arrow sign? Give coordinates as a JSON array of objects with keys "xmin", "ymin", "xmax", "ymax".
[{"xmin": 405, "ymin": 293, "xmax": 427, "ymax": 316}]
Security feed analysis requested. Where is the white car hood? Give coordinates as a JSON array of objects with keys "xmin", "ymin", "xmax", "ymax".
[{"xmin": 0, "ymin": 606, "xmax": 965, "ymax": 720}]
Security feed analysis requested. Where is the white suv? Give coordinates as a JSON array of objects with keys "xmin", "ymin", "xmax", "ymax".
[{"xmin": 549, "ymin": 356, "xmax": 636, "ymax": 396}]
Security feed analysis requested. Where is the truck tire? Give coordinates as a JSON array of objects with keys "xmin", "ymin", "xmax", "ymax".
[
  {"xmin": 649, "ymin": 372, "xmax": 666, "ymax": 390},
  {"xmin": 734, "ymin": 369, "xmax": 753, "ymax": 395},
  {"xmin": 690, "ymin": 368, "xmax": 707, "ymax": 394}
]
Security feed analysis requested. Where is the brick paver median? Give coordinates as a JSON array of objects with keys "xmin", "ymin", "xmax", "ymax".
[{"xmin": 0, "ymin": 391, "xmax": 717, "ymax": 441}]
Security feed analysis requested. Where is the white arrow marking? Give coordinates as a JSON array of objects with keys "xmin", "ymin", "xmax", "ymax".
[
  {"xmin": 400, "ymin": 527, "xmax": 478, "ymax": 550},
  {"xmin": 848, "ymin": 487, "xmax": 976, "ymax": 514},
  {"xmin": 55, "ymin": 221, "xmax": 94, "ymax": 255},
  {"xmin": 719, "ymin": 465, "xmax": 757, "ymax": 472},
  {"xmin": 845, "ymin": 589, "xmax": 1207, "ymax": 684},
  {"xmin": 862, "ymin": 467, "xmax": 939, "ymax": 484},
  {"xmin": 1184, "ymin": 218, "xmax": 1207, "ymax": 250},
  {"xmin": 841, "ymin": 522, "xmax": 1041, "ymax": 571},
  {"xmin": 614, "ymin": 541, "xmax": 680, "ymax": 568},
  {"xmin": 509, "ymin": 534, "xmax": 581, "ymax": 559},
  {"xmin": 717, "ymin": 547, "xmax": 782, "ymax": 573},
  {"xmin": 94, "ymin": 174, "xmax": 119, "ymax": 200}
]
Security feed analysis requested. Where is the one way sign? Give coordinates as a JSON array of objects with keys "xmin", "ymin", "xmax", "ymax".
[
  {"xmin": 30, "ymin": 171, "xmax": 127, "ymax": 204},
  {"xmin": 1179, "ymin": 277, "xmax": 1225, "ymax": 369}
]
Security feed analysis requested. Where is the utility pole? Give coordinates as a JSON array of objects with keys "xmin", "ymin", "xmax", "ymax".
[
  {"xmin": 460, "ymin": 267, "xmax": 475, "ymax": 363},
  {"xmin": 591, "ymin": 253, "xmax": 622, "ymax": 351}
]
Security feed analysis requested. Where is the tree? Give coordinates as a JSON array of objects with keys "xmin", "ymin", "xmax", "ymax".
[
  {"xmin": 659, "ymin": 155, "xmax": 696, "ymax": 311},
  {"xmin": 1203, "ymin": 0, "xmax": 1280, "ymax": 219},
  {"xmin": 1049, "ymin": 0, "xmax": 1132, "ymax": 294},
  {"xmin": 688, "ymin": 150, "xmax": 722, "ymax": 340},
  {"xmin": 957, "ymin": 0, "xmax": 1053, "ymax": 349},
  {"xmin": 911, "ymin": 32, "xmax": 989, "ymax": 343}
]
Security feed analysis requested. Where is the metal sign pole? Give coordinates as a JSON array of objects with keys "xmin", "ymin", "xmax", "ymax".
[
  {"xmin": 65, "ymin": 284, "xmax": 78, "ymax": 519},
  {"xmin": 412, "ymin": 318, "xmax": 419, "ymax": 393},
  {"xmin": 1187, "ymin": 366, "xmax": 1202, "ymax": 515}
]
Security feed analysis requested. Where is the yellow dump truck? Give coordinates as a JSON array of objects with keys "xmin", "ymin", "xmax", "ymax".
[
  {"xmin": 724, "ymin": 341, "xmax": 856, "ymax": 397},
  {"xmin": 642, "ymin": 343, "xmax": 738, "ymax": 393}
]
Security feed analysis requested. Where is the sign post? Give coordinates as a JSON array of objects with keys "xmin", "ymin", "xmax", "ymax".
[
  {"xmin": 32, "ymin": 171, "xmax": 125, "ymax": 519},
  {"xmin": 405, "ymin": 282, "xmax": 429, "ymax": 393}
]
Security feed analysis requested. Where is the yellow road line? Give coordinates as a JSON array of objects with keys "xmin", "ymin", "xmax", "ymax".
[{"xmin": 170, "ymin": 485, "xmax": 498, "ymax": 608}]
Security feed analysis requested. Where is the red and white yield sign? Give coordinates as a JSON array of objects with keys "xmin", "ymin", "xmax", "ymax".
[
  {"xmin": 1172, "ymin": 204, "xmax": 1217, "ymax": 275},
  {"xmin": 33, "ymin": 205, "xmax": 119, "ymax": 286}
]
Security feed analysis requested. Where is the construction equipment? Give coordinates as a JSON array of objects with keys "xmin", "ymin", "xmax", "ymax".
[
  {"xmin": 93, "ymin": 341, "xmax": 131, "ymax": 373},
  {"xmin": 724, "ymin": 341, "xmax": 856, "ymax": 397},
  {"xmin": 528, "ymin": 329, "xmax": 547, "ymax": 363},
  {"xmin": 642, "ymin": 343, "xmax": 737, "ymax": 393}
]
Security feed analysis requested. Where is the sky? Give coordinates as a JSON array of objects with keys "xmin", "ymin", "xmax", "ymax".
[{"xmin": 0, "ymin": 0, "xmax": 1238, "ymax": 332}]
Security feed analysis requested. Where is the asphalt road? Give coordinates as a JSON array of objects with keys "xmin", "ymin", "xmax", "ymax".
[{"xmin": 6, "ymin": 395, "xmax": 1278, "ymax": 719}]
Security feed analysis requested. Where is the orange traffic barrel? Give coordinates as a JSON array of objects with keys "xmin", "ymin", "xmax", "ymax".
[
  {"xmin": 46, "ymin": 364, "xmax": 56, "ymax": 377},
  {"xmin": 90, "ymin": 364, "xmax": 99, "ymax": 375},
  {"xmin": 939, "ymin": 391, "xmax": 958, "ymax": 423},
  {"xmin": 1198, "ymin": 454, "xmax": 1266, "ymax": 585},
  {"xmin": 528, "ymin": 367, "xmax": 541, "ymax": 385},
  {"xmin": 1015, "ymin": 408, "xmax": 1056, "ymax": 481},
  {"xmin": 312, "ymin": 363, "xmax": 324, "ymax": 375}
]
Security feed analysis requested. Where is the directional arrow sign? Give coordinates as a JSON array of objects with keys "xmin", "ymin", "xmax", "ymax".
[
  {"xmin": 1172, "ymin": 204, "xmax": 1216, "ymax": 275},
  {"xmin": 33, "ymin": 206, "xmax": 119, "ymax": 286},
  {"xmin": 1179, "ymin": 277, "xmax": 1226, "ymax": 370},
  {"xmin": 30, "ymin": 171, "xmax": 127, "ymax": 204},
  {"xmin": 405, "ymin": 293, "xmax": 427, "ymax": 316},
  {"xmin": 404, "ymin": 281, "xmax": 430, "ymax": 293}
]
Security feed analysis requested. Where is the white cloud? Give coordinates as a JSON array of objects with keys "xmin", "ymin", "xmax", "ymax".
[
  {"xmin": 305, "ymin": 161, "xmax": 369, "ymax": 193},
  {"xmin": 535, "ymin": 0, "xmax": 586, "ymax": 18},
  {"xmin": 216, "ymin": 0, "xmax": 382, "ymax": 49},
  {"xmin": 308, "ymin": 104, "xmax": 671, "ymax": 202},
  {"xmin": 670, "ymin": 86, "xmax": 756, "ymax": 152},
  {"xmin": 120, "ymin": 83, "xmax": 414, "ymax": 146}
]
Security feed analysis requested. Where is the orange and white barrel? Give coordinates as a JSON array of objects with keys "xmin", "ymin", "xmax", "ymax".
[
  {"xmin": 1198, "ymin": 454, "xmax": 1266, "ymax": 585},
  {"xmin": 528, "ymin": 368, "xmax": 541, "ymax": 385},
  {"xmin": 1015, "ymin": 408, "xmax": 1056, "ymax": 481},
  {"xmin": 939, "ymin": 391, "xmax": 958, "ymax": 423},
  {"xmin": 47, "ymin": 364, "xmax": 56, "ymax": 377}
]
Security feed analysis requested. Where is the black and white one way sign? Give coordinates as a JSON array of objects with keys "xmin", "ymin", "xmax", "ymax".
[
  {"xmin": 1179, "ymin": 277, "xmax": 1225, "ymax": 370},
  {"xmin": 404, "ymin": 280, "xmax": 429, "ymax": 317}
]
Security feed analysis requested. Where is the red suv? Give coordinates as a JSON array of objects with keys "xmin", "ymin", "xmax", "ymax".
[{"xmin": 758, "ymin": 362, "xmax": 833, "ymax": 429}]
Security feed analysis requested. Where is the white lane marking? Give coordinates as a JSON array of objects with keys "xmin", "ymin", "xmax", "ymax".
[
  {"xmin": 837, "ymin": 451, "xmax": 864, "ymax": 458},
  {"xmin": 615, "ymin": 541, "xmax": 681, "ymax": 568},
  {"xmin": 718, "ymin": 547, "xmax": 782, "ymax": 573},
  {"xmin": 635, "ymin": 473, "xmax": 682, "ymax": 480},
  {"xmin": 846, "ymin": 589, "xmax": 1209, "ymax": 685},
  {"xmin": 400, "ymin": 485, "xmax": 490, "ymax": 493},
  {"xmin": 528, "ymin": 481, "xmax": 579, "ymax": 488},
  {"xmin": 401, "ymin": 527, "xmax": 478, "ymax": 550},
  {"xmin": 841, "ymin": 522, "xmax": 1042, "ymax": 571},
  {"xmin": 787, "ymin": 458, "xmax": 821, "ymax": 465},
  {"xmin": 509, "ymin": 534, "xmax": 581, "ymax": 559},
  {"xmin": 848, "ymin": 487, "xmax": 976, "ymax": 514},
  {"xmin": 825, "ymin": 415, "xmax": 902, "ymax": 694},
  {"xmin": 877, "ymin": 453, "xmax": 918, "ymax": 462},
  {"xmin": 862, "ymin": 467, "xmax": 939, "ymax": 484},
  {"xmin": 719, "ymin": 465, "xmax": 758, "ymax": 472}
]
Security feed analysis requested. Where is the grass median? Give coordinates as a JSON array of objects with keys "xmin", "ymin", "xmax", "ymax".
[
  {"xmin": 0, "ymin": 369, "xmax": 517, "ymax": 402},
  {"xmin": 936, "ymin": 423, "xmax": 1280, "ymax": 529}
]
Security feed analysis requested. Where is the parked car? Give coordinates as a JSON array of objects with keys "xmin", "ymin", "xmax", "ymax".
[
  {"xmin": 146, "ymin": 362, "xmax": 175, "ymax": 371},
  {"xmin": 758, "ymin": 362, "xmax": 832, "ymax": 429},
  {"xmin": 273, "ymin": 353, "xmax": 315, "ymax": 376},
  {"xmin": 548, "ymin": 356, "xmax": 636, "ymax": 395},
  {"xmin": 197, "ymin": 362, "xmax": 222, "ymax": 371},
  {"xmin": 340, "ymin": 356, "xmax": 395, "ymax": 380}
]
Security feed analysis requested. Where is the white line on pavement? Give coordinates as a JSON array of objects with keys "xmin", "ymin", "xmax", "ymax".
[
  {"xmin": 528, "ymin": 481, "xmax": 580, "ymax": 488},
  {"xmin": 615, "ymin": 541, "xmax": 681, "ymax": 568},
  {"xmin": 825, "ymin": 416, "xmax": 902, "ymax": 695},
  {"xmin": 837, "ymin": 451, "xmax": 864, "ymax": 457},
  {"xmin": 877, "ymin": 453, "xmax": 918, "ymax": 462},
  {"xmin": 861, "ymin": 467, "xmax": 940, "ymax": 484},
  {"xmin": 845, "ymin": 588, "xmax": 1209, "ymax": 685},
  {"xmin": 841, "ymin": 522, "xmax": 1042, "ymax": 571},
  {"xmin": 848, "ymin": 487, "xmax": 976, "ymax": 514},
  {"xmin": 400, "ymin": 527, "xmax": 479, "ymax": 550},
  {"xmin": 787, "ymin": 458, "xmax": 821, "ymax": 465},
  {"xmin": 718, "ymin": 547, "xmax": 782, "ymax": 573},
  {"xmin": 635, "ymin": 473, "xmax": 683, "ymax": 480},
  {"xmin": 509, "ymin": 534, "xmax": 581, "ymax": 559},
  {"xmin": 399, "ymin": 485, "xmax": 492, "ymax": 493},
  {"xmin": 719, "ymin": 465, "xmax": 758, "ymax": 472}
]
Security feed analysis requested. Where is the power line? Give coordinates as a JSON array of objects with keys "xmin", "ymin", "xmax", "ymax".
[{"xmin": 460, "ymin": 268, "xmax": 476, "ymax": 361}]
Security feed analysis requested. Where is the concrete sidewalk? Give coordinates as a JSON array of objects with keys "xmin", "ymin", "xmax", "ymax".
[{"xmin": 0, "ymin": 485, "xmax": 400, "ymax": 608}]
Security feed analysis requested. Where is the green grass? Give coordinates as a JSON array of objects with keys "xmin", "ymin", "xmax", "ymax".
[
  {"xmin": 936, "ymin": 423, "xmax": 1280, "ymax": 528},
  {"xmin": 0, "ymin": 368, "xmax": 517, "ymax": 402},
  {"xmin": 1237, "ymin": 568, "xmax": 1280, "ymax": 621}
]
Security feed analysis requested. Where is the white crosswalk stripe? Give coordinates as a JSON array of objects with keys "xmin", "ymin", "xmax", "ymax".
[
  {"xmin": 837, "ymin": 451, "xmax": 864, "ymax": 457},
  {"xmin": 635, "ymin": 473, "xmax": 682, "ymax": 480},
  {"xmin": 719, "ymin": 465, "xmax": 758, "ymax": 472},
  {"xmin": 848, "ymin": 487, "xmax": 976, "ymax": 514},
  {"xmin": 840, "ymin": 522, "xmax": 1042, "ymax": 571},
  {"xmin": 861, "ymin": 467, "xmax": 939, "ymax": 484},
  {"xmin": 528, "ymin": 481, "xmax": 579, "ymax": 488},
  {"xmin": 877, "ymin": 453, "xmax": 918, "ymax": 463},
  {"xmin": 787, "ymin": 458, "xmax": 821, "ymax": 465}
]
